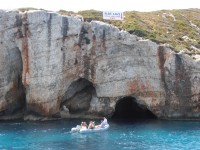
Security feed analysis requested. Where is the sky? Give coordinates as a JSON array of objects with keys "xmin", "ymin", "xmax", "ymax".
[{"xmin": 0, "ymin": 0, "xmax": 200, "ymax": 12}]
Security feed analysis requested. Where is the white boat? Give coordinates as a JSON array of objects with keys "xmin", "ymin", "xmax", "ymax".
[
  {"xmin": 80, "ymin": 124, "xmax": 110, "ymax": 133},
  {"xmin": 71, "ymin": 124, "xmax": 110, "ymax": 133}
]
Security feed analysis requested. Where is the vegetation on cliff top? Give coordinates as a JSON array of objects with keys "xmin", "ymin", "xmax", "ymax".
[{"xmin": 18, "ymin": 8, "xmax": 200, "ymax": 55}]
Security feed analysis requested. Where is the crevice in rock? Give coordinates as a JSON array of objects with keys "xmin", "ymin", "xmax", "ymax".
[
  {"xmin": 175, "ymin": 54, "xmax": 192, "ymax": 114},
  {"xmin": 112, "ymin": 97, "xmax": 156, "ymax": 119},
  {"xmin": 102, "ymin": 29, "xmax": 106, "ymax": 50},
  {"xmin": 62, "ymin": 16, "xmax": 69, "ymax": 39},
  {"xmin": 157, "ymin": 46, "xmax": 171, "ymax": 115},
  {"xmin": 78, "ymin": 25, "xmax": 90, "ymax": 47},
  {"xmin": 47, "ymin": 13, "xmax": 52, "ymax": 47}
]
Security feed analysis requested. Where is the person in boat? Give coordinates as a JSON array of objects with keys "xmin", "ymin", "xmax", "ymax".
[
  {"xmin": 97, "ymin": 117, "xmax": 108, "ymax": 128},
  {"xmin": 88, "ymin": 121, "xmax": 95, "ymax": 129},
  {"xmin": 80, "ymin": 122, "xmax": 88, "ymax": 129},
  {"xmin": 103, "ymin": 117, "xmax": 108, "ymax": 125}
]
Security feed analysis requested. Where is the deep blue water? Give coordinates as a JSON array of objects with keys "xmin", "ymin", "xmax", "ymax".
[{"xmin": 0, "ymin": 119, "xmax": 200, "ymax": 149}]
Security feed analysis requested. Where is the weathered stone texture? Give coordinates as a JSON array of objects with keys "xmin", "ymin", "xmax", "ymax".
[
  {"xmin": 0, "ymin": 10, "xmax": 200, "ymax": 120},
  {"xmin": 160, "ymin": 50, "xmax": 200, "ymax": 118},
  {"xmin": 0, "ymin": 10, "xmax": 25, "ymax": 118}
]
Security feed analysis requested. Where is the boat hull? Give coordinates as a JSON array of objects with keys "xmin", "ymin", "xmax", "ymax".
[{"xmin": 79, "ymin": 124, "xmax": 110, "ymax": 133}]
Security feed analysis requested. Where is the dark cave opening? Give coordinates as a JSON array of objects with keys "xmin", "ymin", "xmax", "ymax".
[
  {"xmin": 61, "ymin": 78, "xmax": 96, "ymax": 114},
  {"xmin": 112, "ymin": 97, "xmax": 156, "ymax": 120}
]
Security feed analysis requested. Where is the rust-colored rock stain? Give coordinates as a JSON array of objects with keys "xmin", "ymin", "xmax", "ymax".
[{"xmin": 21, "ymin": 13, "xmax": 30, "ymax": 86}]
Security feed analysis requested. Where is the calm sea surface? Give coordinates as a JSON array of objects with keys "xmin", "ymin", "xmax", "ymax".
[{"xmin": 0, "ymin": 119, "xmax": 200, "ymax": 150}]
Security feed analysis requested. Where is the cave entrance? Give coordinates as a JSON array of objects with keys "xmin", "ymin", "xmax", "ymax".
[
  {"xmin": 61, "ymin": 78, "xmax": 96, "ymax": 114},
  {"xmin": 112, "ymin": 97, "xmax": 156, "ymax": 120}
]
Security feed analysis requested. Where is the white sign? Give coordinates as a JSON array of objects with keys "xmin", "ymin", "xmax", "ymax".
[{"xmin": 103, "ymin": 11, "xmax": 124, "ymax": 20}]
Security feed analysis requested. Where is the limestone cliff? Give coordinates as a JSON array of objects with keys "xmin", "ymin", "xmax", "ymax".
[{"xmin": 0, "ymin": 10, "xmax": 199, "ymax": 120}]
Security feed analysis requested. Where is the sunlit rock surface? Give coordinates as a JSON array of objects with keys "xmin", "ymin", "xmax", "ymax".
[
  {"xmin": 0, "ymin": 10, "xmax": 199, "ymax": 120},
  {"xmin": 0, "ymin": 10, "xmax": 25, "ymax": 119}
]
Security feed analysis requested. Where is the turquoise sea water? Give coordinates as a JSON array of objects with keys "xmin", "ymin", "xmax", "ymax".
[{"xmin": 0, "ymin": 119, "xmax": 200, "ymax": 149}]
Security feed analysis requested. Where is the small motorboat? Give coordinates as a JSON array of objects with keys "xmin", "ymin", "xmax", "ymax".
[
  {"xmin": 71, "ymin": 124, "xmax": 110, "ymax": 133},
  {"xmin": 80, "ymin": 124, "xmax": 110, "ymax": 133}
]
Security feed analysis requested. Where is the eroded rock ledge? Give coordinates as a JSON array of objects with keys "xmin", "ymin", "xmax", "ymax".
[{"xmin": 0, "ymin": 10, "xmax": 200, "ymax": 120}]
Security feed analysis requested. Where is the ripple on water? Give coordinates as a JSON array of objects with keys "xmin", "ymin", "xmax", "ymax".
[{"xmin": 0, "ymin": 120, "xmax": 200, "ymax": 149}]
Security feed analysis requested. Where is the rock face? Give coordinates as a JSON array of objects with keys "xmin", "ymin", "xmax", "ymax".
[
  {"xmin": 158, "ymin": 48, "xmax": 200, "ymax": 118},
  {"xmin": 0, "ymin": 10, "xmax": 200, "ymax": 120},
  {"xmin": 0, "ymin": 10, "xmax": 25, "ymax": 119}
]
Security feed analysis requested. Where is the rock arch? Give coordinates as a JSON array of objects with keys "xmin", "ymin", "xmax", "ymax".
[{"xmin": 112, "ymin": 96, "xmax": 156, "ymax": 119}]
